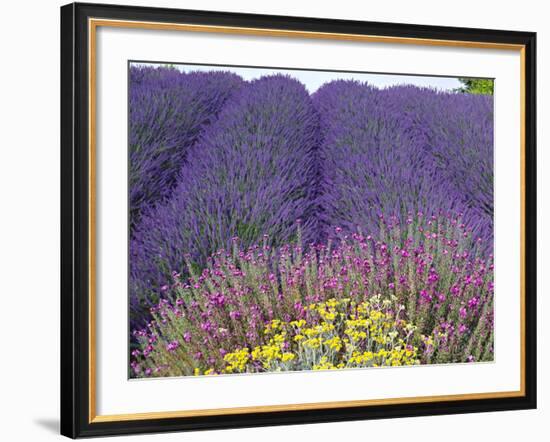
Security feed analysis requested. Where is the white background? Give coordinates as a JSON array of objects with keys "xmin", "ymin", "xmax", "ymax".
[{"xmin": 0, "ymin": 0, "xmax": 546, "ymax": 440}]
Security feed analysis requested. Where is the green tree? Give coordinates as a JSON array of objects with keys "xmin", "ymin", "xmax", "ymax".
[{"xmin": 456, "ymin": 78, "xmax": 494, "ymax": 95}]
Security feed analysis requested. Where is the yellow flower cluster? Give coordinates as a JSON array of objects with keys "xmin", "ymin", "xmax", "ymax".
[
  {"xmin": 263, "ymin": 319, "xmax": 283, "ymax": 335},
  {"xmin": 344, "ymin": 308, "xmax": 396, "ymax": 345},
  {"xmin": 223, "ymin": 347, "xmax": 251, "ymax": 373},
  {"xmin": 221, "ymin": 328, "xmax": 296, "ymax": 373},
  {"xmin": 211, "ymin": 297, "xmax": 420, "ymax": 374},
  {"xmin": 312, "ymin": 356, "xmax": 345, "ymax": 370},
  {"xmin": 348, "ymin": 346, "xmax": 416, "ymax": 366},
  {"xmin": 324, "ymin": 336, "xmax": 343, "ymax": 351}
]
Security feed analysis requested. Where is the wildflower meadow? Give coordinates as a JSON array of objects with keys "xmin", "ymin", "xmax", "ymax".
[{"xmin": 128, "ymin": 65, "xmax": 494, "ymax": 378}]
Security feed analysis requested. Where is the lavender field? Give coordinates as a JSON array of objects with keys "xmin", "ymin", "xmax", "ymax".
[{"xmin": 129, "ymin": 65, "xmax": 494, "ymax": 378}]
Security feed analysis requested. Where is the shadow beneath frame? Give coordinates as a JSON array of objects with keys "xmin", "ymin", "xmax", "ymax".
[{"xmin": 34, "ymin": 418, "xmax": 59, "ymax": 434}]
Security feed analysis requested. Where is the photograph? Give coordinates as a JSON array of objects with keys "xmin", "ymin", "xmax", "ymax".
[{"xmin": 128, "ymin": 62, "xmax": 495, "ymax": 378}]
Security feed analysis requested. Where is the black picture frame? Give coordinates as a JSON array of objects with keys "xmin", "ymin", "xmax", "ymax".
[{"xmin": 61, "ymin": 2, "xmax": 537, "ymax": 438}]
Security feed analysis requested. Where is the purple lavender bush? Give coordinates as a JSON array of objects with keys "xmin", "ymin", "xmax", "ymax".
[
  {"xmin": 129, "ymin": 66, "xmax": 244, "ymax": 227},
  {"xmin": 314, "ymin": 81, "xmax": 462, "ymax": 239},
  {"xmin": 130, "ymin": 75, "xmax": 320, "ymax": 326},
  {"xmin": 313, "ymin": 81, "xmax": 493, "ymax": 255},
  {"xmin": 425, "ymin": 92, "xmax": 493, "ymax": 219},
  {"xmin": 380, "ymin": 86, "xmax": 494, "ymax": 249}
]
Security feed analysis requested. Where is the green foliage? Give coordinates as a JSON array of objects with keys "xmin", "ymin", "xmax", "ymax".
[{"xmin": 457, "ymin": 78, "xmax": 494, "ymax": 95}]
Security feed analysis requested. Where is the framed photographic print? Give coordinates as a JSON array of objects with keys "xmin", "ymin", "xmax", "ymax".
[{"xmin": 60, "ymin": 2, "xmax": 537, "ymax": 438}]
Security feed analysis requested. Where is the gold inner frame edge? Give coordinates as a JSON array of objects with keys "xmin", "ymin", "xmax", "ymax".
[{"xmin": 87, "ymin": 18, "xmax": 527, "ymax": 423}]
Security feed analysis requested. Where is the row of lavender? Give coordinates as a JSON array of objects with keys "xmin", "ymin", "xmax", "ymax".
[
  {"xmin": 129, "ymin": 66, "xmax": 494, "ymax": 374},
  {"xmin": 130, "ymin": 69, "xmax": 321, "ymax": 327}
]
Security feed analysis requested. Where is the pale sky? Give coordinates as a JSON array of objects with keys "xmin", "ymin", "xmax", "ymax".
[{"xmin": 132, "ymin": 61, "xmax": 462, "ymax": 93}]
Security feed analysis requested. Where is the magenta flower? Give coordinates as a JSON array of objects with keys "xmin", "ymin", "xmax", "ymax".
[
  {"xmin": 468, "ymin": 296, "xmax": 479, "ymax": 309},
  {"xmin": 229, "ymin": 311, "xmax": 242, "ymax": 320},
  {"xmin": 208, "ymin": 292, "xmax": 226, "ymax": 307},
  {"xmin": 420, "ymin": 289, "xmax": 432, "ymax": 302},
  {"xmin": 166, "ymin": 340, "xmax": 179, "ymax": 352},
  {"xmin": 427, "ymin": 269, "xmax": 439, "ymax": 284}
]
